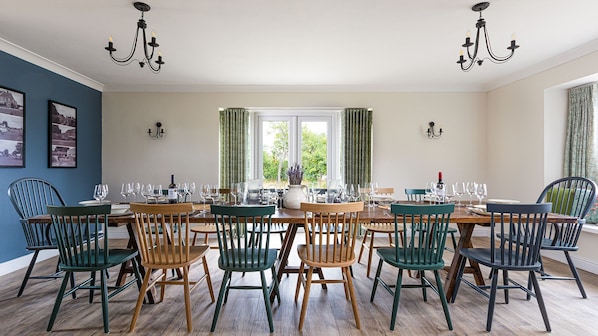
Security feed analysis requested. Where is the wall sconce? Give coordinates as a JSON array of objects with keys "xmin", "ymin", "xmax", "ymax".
[
  {"xmin": 427, "ymin": 121, "xmax": 442, "ymax": 139},
  {"xmin": 148, "ymin": 121, "xmax": 164, "ymax": 139}
]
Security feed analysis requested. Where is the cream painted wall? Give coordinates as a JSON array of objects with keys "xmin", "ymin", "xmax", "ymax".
[
  {"xmin": 102, "ymin": 92, "xmax": 488, "ymax": 200},
  {"xmin": 488, "ymin": 50, "xmax": 598, "ymax": 274}
]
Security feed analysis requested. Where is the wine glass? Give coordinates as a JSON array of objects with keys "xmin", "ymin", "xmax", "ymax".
[
  {"xmin": 142, "ymin": 183, "xmax": 153, "ymax": 203},
  {"xmin": 200, "ymin": 184, "xmax": 211, "ymax": 206},
  {"xmin": 466, "ymin": 182, "xmax": 477, "ymax": 206},
  {"xmin": 368, "ymin": 182, "xmax": 378, "ymax": 207},
  {"xmin": 445, "ymin": 187, "xmax": 455, "ymax": 204},
  {"xmin": 120, "ymin": 183, "xmax": 129, "ymax": 201},
  {"xmin": 426, "ymin": 182, "xmax": 436, "ymax": 204},
  {"xmin": 229, "ymin": 183, "xmax": 239, "ymax": 205},
  {"xmin": 153, "ymin": 184, "xmax": 163, "ymax": 203},
  {"xmin": 131, "ymin": 182, "xmax": 141, "ymax": 202},
  {"xmin": 210, "ymin": 185, "xmax": 220, "ymax": 205},
  {"xmin": 178, "ymin": 182, "xmax": 189, "ymax": 202},
  {"xmin": 94, "ymin": 184, "xmax": 108, "ymax": 204},
  {"xmin": 453, "ymin": 182, "xmax": 465, "ymax": 207},
  {"xmin": 476, "ymin": 183, "xmax": 487, "ymax": 205},
  {"xmin": 188, "ymin": 182, "xmax": 196, "ymax": 202}
]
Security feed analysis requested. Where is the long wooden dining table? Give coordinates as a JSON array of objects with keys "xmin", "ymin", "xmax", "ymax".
[{"xmin": 29, "ymin": 201, "xmax": 577, "ymax": 303}]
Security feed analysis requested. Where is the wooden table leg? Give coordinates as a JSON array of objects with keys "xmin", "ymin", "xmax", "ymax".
[{"xmin": 444, "ymin": 223, "xmax": 485, "ymax": 302}]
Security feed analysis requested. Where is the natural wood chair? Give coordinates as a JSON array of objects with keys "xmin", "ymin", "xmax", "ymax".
[
  {"xmin": 7, "ymin": 177, "xmax": 77, "ymax": 297},
  {"xmin": 129, "ymin": 203, "xmax": 215, "ymax": 332},
  {"xmin": 210, "ymin": 205, "xmax": 280, "ymax": 333},
  {"xmin": 370, "ymin": 203, "xmax": 454, "ymax": 331},
  {"xmin": 190, "ymin": 188, "xmax": 232, "ymax": 248},
  {"xmin": 46, "ymin": 204, "xmax": 142, "ymax": 333},
  {"xmin": 358, "ymin": 187, "xmax": 399, "ymax": 278},
  {"xmin": 295, "ymin": 201, "xmax": 364, "ymax": 331}
]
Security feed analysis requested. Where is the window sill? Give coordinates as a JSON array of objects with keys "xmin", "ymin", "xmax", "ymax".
[{"xmin": 582, "ymin": 224, "xmax": 598, "ymax": 235}]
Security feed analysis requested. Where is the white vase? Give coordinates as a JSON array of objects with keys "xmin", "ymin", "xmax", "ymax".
[{"xmin": 283, "ymin": 184, "xmax": 308, "ymax": 209}]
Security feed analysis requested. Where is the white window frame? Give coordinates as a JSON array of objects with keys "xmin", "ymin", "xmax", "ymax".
[{"xmin": 249, "ymin": 108, "xmax": 341, "ymax": 183}]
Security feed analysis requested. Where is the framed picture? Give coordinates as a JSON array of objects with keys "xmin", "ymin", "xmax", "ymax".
[
  {"xmin": 0, "ymin": 86, "xmax": 25, "ymax": 167},
  {"xmin": 49, "ymin": 100, "xmax": 77, "ymax": 168}
]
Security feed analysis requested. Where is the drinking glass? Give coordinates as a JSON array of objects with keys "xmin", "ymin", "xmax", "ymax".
[
  {"xmin": 153, "ymin": 184, "xmax": 163, "ymax": 203},
  {"xmin": 453, "ymin": 182, "xmax": 465, "ymax": 207},
  {"xmin": 200, "ymin": 184, "xmax": 211, "ymax": 206},
  {"xmin": 120, "ymin": 183, "xmax": 129, "ymax": 201},
  {"xmin": 131, "ymin": 182, "xmax": 141, "ymax": 202},
  {"xmin": 188, "ymin": 182, "xmax": 196, "ymax": 202},
  {"xmin": 94, "ymin": 184, "xmax": 108, "ymax": 203},
  {"xmin": 178, "ymin": 182, "xmax": 189, "ymax": 202},
  {"xmin": 466, "ymin": 182, "xmax": 477, "ymax": 206},
  {"xmin": 229, "ymin": 183, "xmax": 239, "ymax": 205},
  {"xmin": 476, "ymin": 183, "xmax": 487, "ymax": 205},
  {"xmin": 142, "ymin": 183, "xmax": 153, "ymax": 203},
  {"xmin": 445, "ymin": 187, "xmax": 455, "ymax": 204},
  {"xmin": 426, "ymin": 182, "xmax": 436, "ymax": 204},
  {"xmin": 367, "ymin": 182, "xmax": 378, "ymax": 207},
  {"xmin": 210, "ymin": 185, "xmax": 220, "ymax": 204}
]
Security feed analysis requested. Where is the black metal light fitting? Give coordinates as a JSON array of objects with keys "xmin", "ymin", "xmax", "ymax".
[
  {"xmin": 148, "ymin": 122, "xmax": 164, "ymax": 139},
  {"xmin": 457, "ymin": 2, "xmax": 519, "ymax": 72},
  {"xmin": 105, "ymin": 2, "xmax": 164, "ymax": 73},
  {"xmin": 427, "ymin": 122, "xmax": 442, "ymax": 139}
]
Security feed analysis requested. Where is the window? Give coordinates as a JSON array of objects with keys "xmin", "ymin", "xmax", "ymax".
[{"xmin": 250, "ymin": 109, "xmax": 341, "ymax": 188}]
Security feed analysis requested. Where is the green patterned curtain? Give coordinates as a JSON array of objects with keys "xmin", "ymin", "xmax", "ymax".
[
  {"xmin": 341, "ymin": 108, "xmax": 372, "ymax": 186},
  {"xmin": 219, "ymin": 108, "xmax": 249, "ymax": 188},
  {"xmin": 564, "ymin": 84, "xmax": 598, "ymax": 222}
]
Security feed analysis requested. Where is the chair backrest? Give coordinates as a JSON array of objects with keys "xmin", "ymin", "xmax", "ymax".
[
  {"xmin": 47, "ymin": 204, "xmax": 110, "ymax": 268},
  {"xmin": 8, "ymin": 177, "xmax": 66, "ymax": 220},
  {"xmin": 130, "ymin": 202, "xmax": 193, "ymax": 267},
  {"xmin": 300, "ymin": 202, "xmax": 364, "ymax": 265},
  {"xmin": 536, "ymin": 177, "xmax": 596, "ymax": 218},
  {"xmin": 405, "ymin": 188, "xmax": 426, "ymax": 202},
  {"xmin": 488, "ymin": 203, "xmax": 551, "ymax": 267},
  {"xmin": 390, "ymin": 204, "xmax": 454, "ymax": 266},
  {"xmin": 210, "ymin": 205, "xmax": 276, "ymax": 269}
]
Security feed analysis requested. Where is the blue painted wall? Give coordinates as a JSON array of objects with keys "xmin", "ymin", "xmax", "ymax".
[{"xmin": 0, "ymin": 50, "xmax": 102, "ymax": 263}]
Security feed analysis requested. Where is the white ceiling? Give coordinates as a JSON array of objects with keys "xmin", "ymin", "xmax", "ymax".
[{"xmin": 2, "ymin": 0, "xmax": 598, "ymax": 92}]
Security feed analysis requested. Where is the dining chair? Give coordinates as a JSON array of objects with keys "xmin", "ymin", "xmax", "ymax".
[
  {"xmin": 295, "ymin": 201, "xmax": 364, "ymax": 331},
  {"xmin": 357, "ymin": 187, "xmax": 399, "ymax": 278},
  {"xmin": 46, "ymin": 204, "xmax": 142, "ymax": 333},
  {"xmin": 129, "ymin": 202, "xmax": 215, "ymax": 332},
  {"xmin": 370, "ymin": 203, "xmax": 454, "ymax": 331},
  {"xmin": 452, "ymin": 203, "xmax": 552, "ymax": 332},
  {"xmin": 7, "ymin": 177, "xmax": 77, "ymax": 297},
  {"xmin": 534, "ymin": 176, "xmax": 596, "ymax": 298},
  {"xmin": 210, "ymin": 204, "xmax": 279, "ymax": 332},
  {"xmin": 190, "ymin": 187, "xmax": 233, "ymax": 249},
  {"xmin": 405, "ymin": 188, "xmax": 458, "ymax": 251}
]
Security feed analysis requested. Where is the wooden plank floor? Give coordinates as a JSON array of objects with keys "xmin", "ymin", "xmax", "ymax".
[{"xmin": 0, "ymin": 236, "xmax": 596, "ymax": 335}]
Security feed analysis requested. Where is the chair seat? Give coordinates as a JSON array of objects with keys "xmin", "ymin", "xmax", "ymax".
[
  {"xmin": 297, "ymin": 244, "xmax": 355, "ymax": 268},
  {"xmin": 218, "ymin": 248, "xmax": 278, "ymax": 272},
  {"xmin": 60, "ymin": 248, "xmax": 138, "ymax": 271},
  {"xmin": 376, "ymin": 247, "xmax": 445, "ymax": 270},
  {"xmin": 361, "ymin": 223, "xmax": 402, "ymax": 233},
  {"xmin": 191, "ymin": 224, "xmax": 223, "ymax": 234},
  {"xmin": 541, "ymin": 237, "xmax": 578, "ymax": 251},
  {"xmin": 460, "ymin": 247, "xmax": 542, "ymax": 270},
  {"xmin": 142, "ymin": 245, "xmax": 209, "ymax": 268}
]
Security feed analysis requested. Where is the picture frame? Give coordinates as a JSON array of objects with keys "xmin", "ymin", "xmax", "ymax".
[
  {"xmin": 0, "ymin": 86, "xmax": 25, "ymax": 168},
  {"xmin": 49, "ymin": 100, "xmax": 77, "ymax": 168}
]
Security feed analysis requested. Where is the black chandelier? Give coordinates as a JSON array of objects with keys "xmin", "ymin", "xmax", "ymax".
[
  {"xmin": 105, "ymin": 2, "xmax": 164, "ymax": 73},
  {"xmin": 457, "ymin": 2, "xmax": 519, "ymax": 72}
]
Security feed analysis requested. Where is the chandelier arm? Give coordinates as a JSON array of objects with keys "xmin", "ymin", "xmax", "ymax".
[
  {"xmin": 109, "ymin": 26, "xmax": 142, "ymax": 64},
  {"xmin": 139, "ymin": 25, "xmax": 157, "ymax": 64},
  {"xmin": 146, "ymin": 59, "xmax": 161, "ymax": 73},
  {"xmin": 482, "ymin": 26, "xmax": 514, "ymax": 63}
]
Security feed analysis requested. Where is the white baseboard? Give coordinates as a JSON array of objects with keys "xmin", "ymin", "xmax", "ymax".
[{"xmin": 0, "ymin": 250, "xmax": 58, "ymax": 278}]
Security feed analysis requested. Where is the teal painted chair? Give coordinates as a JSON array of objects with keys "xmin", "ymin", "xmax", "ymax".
[
  {"xmin": 46, "ymin": 204, "xmax": 142, "ymax": 333},
  {"xmin": 210, "ymin": 205, "xmax": 280, "ymax": 333},
  {"xmin": 8, "ymin": 177, "xmax": 77, "ymax": 297},
  {"xmin": 452, "ymin": 203, "xmax": 552, "ymax": 332},
  {"xmin": 370, "ymin": 203, "xmax": 454, "ymax": 331},
  {"xmin": 534, "ymin": 177, "xmax": 596, "ymax": 298},
  {"xmin": 406, "ymin": 188, "xmax": 458, "ymax": 251}
]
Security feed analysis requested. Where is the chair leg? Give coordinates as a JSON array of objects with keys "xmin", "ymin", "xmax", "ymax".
[
  {"xmin": 503, "ymin": 270, "xmax": 509, "ymax": 304},
  {"xmin": 89, "ymin": 271, "xmax": 97, "ymax": 303},
  {"xmin": 294, "ymin": 262, "xmax": 304, "ymax": 302},
  {"xmin": 298, "ymin": 266, "xmax": 315, "ymax": 331},
  {"xmin": 260, "ymin": 270, "xmax": 275, "ymax": 332},
  {"xmin": 390, "ymin": 268, "xmax": 404, "ymax": 331},
  {"xmin": 565, "ymin": 251, "xmax": 587, "ymax": 298},
  {"xmin": 18, "ymin": 250, "xmax": 39, "ymax": 297},
  {"xmin": 129, "ymin": 267, "xmax": 153, "ymax": 332},
  {"xmin": 183, "ymin": 266, "xmax": 193, "ymax": 332},
  {"xmin": 357, "ymin": 230, "xmax": 369, "ymax": 264},
  {"xmin": 434, "ymin": 270, "xmax": 453, "ymax": 330},
  {"xmin": 370, "ymin": 259, "xmax": 384, "ymax": 302},
  {"xmin": 366, "ymin": 231, "xmax": 376, "ymax": 278},
  {"xmin": 420, "ymin": 270, "xmax": 427, "ymax": 302},
  {"xmin": 211, "ymin": 270, "xmax": 231, "ymax": 332},
  {"xmin": 100, "ymin": 268, "xmax": 110, "ymax": 333},
  {"xmin": 201, "ymin": 256, "xmax": 215, "ymax": 302},
  {"xmin": 486, "ymin": 268, "xmax": 499, "ymax": 332},
  {"xmin": 270, "ymin": 265, "xmax": 281, "ymax": 304},
  {"xmin": 529, "ymin": 270, "xmax": 551, "ymax": 332},
  {"xmin": 450, "ymin": 253, "xmax": 468, "ymax": 303},
  {"xmin": 47, "ymin": 271, "xmax": 71, "ymax": 331},
  {"xmin": 344, "ymin": 266, "xmax": 361, "ymax": 329}
]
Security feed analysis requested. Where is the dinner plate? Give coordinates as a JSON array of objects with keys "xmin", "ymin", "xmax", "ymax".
[
  {"xmin": 487, "ymin": 198, "xmax": 520, "ymax": 204},
  {"xmin": 110, "ymin": 204, "xmax": 130, "ymax": 215},
  {"xmin": 79, "ymin": 200, "xmax": 111, "ymax": 205}
]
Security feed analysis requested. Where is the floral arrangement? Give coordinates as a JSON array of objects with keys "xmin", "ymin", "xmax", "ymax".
[{"xmin": 287, "ymin": 163, "xmax": 304, "ymax": 185}]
